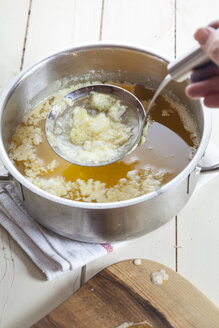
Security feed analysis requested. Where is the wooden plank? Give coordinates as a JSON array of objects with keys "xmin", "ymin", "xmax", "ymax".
[
  {"xmin": 176, "ymin": 0, "xmax": 219, "ymax": 55},
  {"xmin": 23, "ymin": 0, "xmax": 102, "ymax": 68},
  {"xmin": 0, "ymin": 0, "xmax": 30, "ymax": 93},
  {"xmin": 176, "ymin": 0, "xmax": 219, "ymax": 307},
  {"xmin": 0, "ymin": 228, "xmax": 15, "ymax": 328},
  {"xmin": 102, "ymin": 0, "xmax": 175, "ymax": 56},
  {"xmin": 32, "ymin": 259, "xmax": 219, "ymax": 328},
  {"xmin": 0, "ymin": 227, "xmax": 81, "ymax": 328},
  {"xmin": 85, "ymin": 0, "xmax": 176, "ymax": 283},
  {"xmin": 177, "ymin": 177, "xmax": 219, "ymax": 307}
]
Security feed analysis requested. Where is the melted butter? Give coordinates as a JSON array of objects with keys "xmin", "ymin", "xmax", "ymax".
[
  {"xmin": 134, "ymin": 84, "xmax": 193, "ymax": 146},
  {"xmin": 36, "ymin": 120, "xmax": 69, "ymax": 176},
  {"xmin": 63, "ymin": 160, "xmax": 137, "ymax": 188},
  {"xmin": 13, "ymin": 83, "xmax": 198, "ymax": 200}
]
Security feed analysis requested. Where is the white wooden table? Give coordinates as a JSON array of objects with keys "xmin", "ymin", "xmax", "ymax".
[{"xmin": 0, "ymin": 1, "xmax": 219, "ymax": 327}]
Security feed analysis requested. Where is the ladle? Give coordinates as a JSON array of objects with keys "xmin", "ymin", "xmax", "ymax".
[{"xmin": 46, "ymin": 44, "xmax": 209, "ymax": 166}]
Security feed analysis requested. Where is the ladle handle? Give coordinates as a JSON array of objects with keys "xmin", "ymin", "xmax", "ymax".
[{"xmin": 167, "ymin": 45, "xmax": 210, "ymax": 82}]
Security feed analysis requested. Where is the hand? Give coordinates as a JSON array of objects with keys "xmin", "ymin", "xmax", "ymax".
[{"xmin": 185, "ymin": 21, "xmax": 219, "ymax": 108}]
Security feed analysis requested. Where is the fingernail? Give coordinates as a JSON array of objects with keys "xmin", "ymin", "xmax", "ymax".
[{"xmin": 194, "ymin": 27, "xmax": 211, "ymax": 45}]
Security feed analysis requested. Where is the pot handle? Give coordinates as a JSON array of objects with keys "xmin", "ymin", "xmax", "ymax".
[
  {"xmin": 0, "ymin": 172, "xmax": 12, "ymax": 186},
  {"xmin": 197, "ymin": 163, "xmax": 219, "ymax": 173}
]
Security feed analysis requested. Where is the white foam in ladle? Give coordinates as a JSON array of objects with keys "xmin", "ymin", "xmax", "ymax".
[{"xmin": 45, "ymin": 84, "xmax": 146, "ymax": 166}]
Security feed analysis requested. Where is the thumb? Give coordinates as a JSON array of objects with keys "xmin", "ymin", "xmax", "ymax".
[{"xmin": 195, "ymin": 27, "xmax": 219, "ymax": 66}]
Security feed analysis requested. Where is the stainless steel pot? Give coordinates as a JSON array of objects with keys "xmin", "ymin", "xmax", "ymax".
[{"xmin": 0, "ymin": 43, "xmax": 218, "ymax": 243}]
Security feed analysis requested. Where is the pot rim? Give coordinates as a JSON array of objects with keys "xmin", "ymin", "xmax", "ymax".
[{"xmin": 0, "ymin": 41, "xmax": 212, "ymax": 209}]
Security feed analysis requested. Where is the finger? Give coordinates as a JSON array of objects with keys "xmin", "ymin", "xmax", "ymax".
[
  {"xmin": 209, "ymin": 20, "xmax": 219, "ymax": 29},
  {"xmin": 190, "ymin": 62, "xmax": 219, "ymax": 82},
  {"xmin": 194, "ymin": 27, "xmax": 214, "ymax": 45},
  {"xmin": 204, "ymin": 93, "xmax": 219, "ymax": 108},
  {"xmin": 194, "ymin": 27, "xmax": 219, "ymax": 66},
  {"xmin": 203, "ymin": 30, "xmax": 219, "ymax": 66},
  {"xmin": 185, "ymin": 75, "xmax": 219, "ymax": 98}
]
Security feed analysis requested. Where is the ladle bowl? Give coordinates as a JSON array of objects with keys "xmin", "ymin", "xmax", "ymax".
[{"xmin": 45, "ymin": 84, "xmax": 146, "ymax": 166}]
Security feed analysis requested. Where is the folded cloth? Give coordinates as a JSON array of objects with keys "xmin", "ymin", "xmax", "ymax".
[
  {"xmin": 0, "ymin": 182, "xmax": 122, "ymax": 280},
  {"xmin": 0, "ymin": 141, "xmax": 219, "ymax": 280}
]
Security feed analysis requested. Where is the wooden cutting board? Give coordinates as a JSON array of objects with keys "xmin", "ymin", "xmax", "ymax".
[{"xmin": 32, "ymin": 259, "xmax": 219, "ymax": 328}]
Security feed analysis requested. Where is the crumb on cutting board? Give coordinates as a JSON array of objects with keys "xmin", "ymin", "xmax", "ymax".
[
  {"xmin": 133, "ymin": 259, "xmax": 142, "ymax": 266},
  {"xmin": 151, "ymin": 269, "xmax": 169, "ymax": 285}
]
